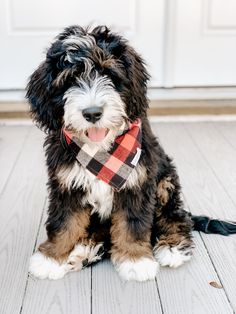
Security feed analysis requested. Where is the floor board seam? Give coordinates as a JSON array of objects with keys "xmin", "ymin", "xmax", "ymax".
[
  {"xmin": 199, "ymin": 232, "xmax": 235, "ymax": 314},
  {"xmin": 19, "ymin": 273, "xmax": 30, "ymax": 314},
  {"xmin": 91, "ymin": 266, "xmax": 93, "ymax": 314},
  {"xmin": 19, "ymin": 196, "xmax": 47, "ymax": 314},
  {"xmin": 183, "ymin": 123, "xmax": 236, "ymax": 210},
  {"xmin": 212, "ymin": 122, "xmax": 236, "ymax": 152},
  {"xmin": 155, "ymin": 278, "xmax": 164, "ymax": 314},
  {"xmin": 184, "ymin": 195, "xmax": 235, "ymax": 313},
  {"xmin": 32, "ymin": 197, "xmax": 47, "ymax": 252},
  {"xmin": 0, "ymin": 126, "xmax": 32, "ymax": 196}
]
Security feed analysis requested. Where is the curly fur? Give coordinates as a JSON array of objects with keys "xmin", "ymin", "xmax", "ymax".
[{"xmin": 26, "ymin": 25, "xmax": 197, "ymax": 282}]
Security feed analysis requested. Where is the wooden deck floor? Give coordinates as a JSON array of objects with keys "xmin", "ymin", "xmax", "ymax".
[{"xmin": 0, "ymin": 121, "xmax": 236, "ymax": 314}]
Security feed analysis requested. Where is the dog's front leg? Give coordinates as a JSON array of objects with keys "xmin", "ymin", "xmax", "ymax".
[
  {"xmin": 29, "ymin": 188, "xmax": 103, "ymax": 280},
  {"xmin": 29, "ymin": 204, "xmax": 92, "ymax": 279},
  {"xmin": 111, "ymin": 191, "xmax": 159, "ymax": 282}
]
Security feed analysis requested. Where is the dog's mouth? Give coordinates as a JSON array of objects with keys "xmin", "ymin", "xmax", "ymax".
[{"xmin": 85, "ymin": 127, "xmax": 109, "ymax": 142}]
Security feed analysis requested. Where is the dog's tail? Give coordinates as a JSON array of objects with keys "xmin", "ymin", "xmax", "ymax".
[{"xmin": 191, "ymin": 215, "xmax": 236, "ymax": 236}]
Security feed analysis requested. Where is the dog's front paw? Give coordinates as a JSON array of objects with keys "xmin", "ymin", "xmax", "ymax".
[
  {"xmin": 29, "ymin": 251, "xmax": 70, "ymax": 280},
  {"xmin": 67, "ymin": 243, "xmax": 104, "ymax": 270},
  {"xmin": 154, "ymin": 242, "xmax": 194, "ymax": 268},
  {"xmin": 115, "ymin": 258, "xmax": 159, "ymax": 282}
]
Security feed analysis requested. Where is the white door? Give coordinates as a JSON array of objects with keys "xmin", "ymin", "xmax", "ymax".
[
  {"xmin": 164, "ymin": 0, "xmax": 236, "ymax": 87},
  {"xmin": 1, "ymin": 0, "xmax": 236, "ymax": 91},
  {"xmin": 0, "ymin": 0, "xmax": 164, "ymax": 89}
]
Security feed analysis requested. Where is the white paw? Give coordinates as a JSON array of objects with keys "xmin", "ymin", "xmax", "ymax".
[
  {"xmin": 29, "ymin": 251, "xmax": 70, "ymax": 280},
  {"xmin": 68, "ymin": 243, "xmax": 104, "ymax": 270},
  {"xmin": 115, "ymin": 258, "xmax": 159, "ymax": 282},
  {"xmin": 154, "ymin": 245, "xmax": 193, "ymax": 268}
]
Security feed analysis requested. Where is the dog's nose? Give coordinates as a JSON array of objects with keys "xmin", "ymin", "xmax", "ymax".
[{"xmin": 82, "ymin": 106, "xmax": 103, "ymax": 123}]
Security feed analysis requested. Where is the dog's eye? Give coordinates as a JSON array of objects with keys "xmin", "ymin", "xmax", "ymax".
[{"xmin": 57, "ymin": 55, "xmax": 71, "ymax": 69}]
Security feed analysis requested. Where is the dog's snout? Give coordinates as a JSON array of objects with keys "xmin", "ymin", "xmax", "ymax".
[{"xmin": 82, "ymin": 106, "xmax": 103, "ymax": 123}]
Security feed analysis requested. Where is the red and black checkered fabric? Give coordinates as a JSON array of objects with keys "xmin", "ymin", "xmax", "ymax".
[{"xmin": 61, "ymin": 119, "xmax": 142, "ymax": 190}]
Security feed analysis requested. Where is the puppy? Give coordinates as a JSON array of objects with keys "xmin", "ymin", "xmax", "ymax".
[{"xmin": 27, "ymin": 25, "xmax": 236, "ymax": 281}]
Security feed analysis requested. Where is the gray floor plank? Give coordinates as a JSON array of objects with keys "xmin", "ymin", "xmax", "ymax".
[
  {"xmin": 22, "ymin": 268, "xmax": 91, "ymax": 314},
  {"xmin": 92, "ymin": 259, "xmax": 163, "ymax": 314},
  {"xmin": 154, "ymin": 123, "xmax": 235, "ymax": 220},
  {"xmin": 153, "ymin": 122, "xmax": 236, "ymax": 312},
  {"xmin": 157, "ymin": 232, "xmax": 232, "ymax": 314},
  {"xmin": 0, "ymin": 127, "xmax": 47, "ymax": 314},
  {"xmin": 1, "ymin": 122, "xmax": 236, "ymax": 314},
  {"xmin": 217, "ymin": 122, "xmax": 236, "ymax": 151},
  {"xmin": 22, "ymin": 206, "xmax": 92, "ymax": 314},
  {"xmin": 0, "ymin": 126, "xmax": 31, "ymax": 194},
  {"xmin": 183, "ymin": 122, "xmax": 236, "ymax": 311},
  {"xmin": 185, "ymin": 122, "xmax": 236, "ymax": 206}
]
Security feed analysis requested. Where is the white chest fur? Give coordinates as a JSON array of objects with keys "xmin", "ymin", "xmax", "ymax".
[
  {"xmin": 86, "ymin": 176, "xmax": 113, "ymax": 220},
  {"xmin": 57, "ymin": 161, "xmax": 147, "ymax": 220},
  {"xmin": 57, "ymin": 162, "xmax": 113, "ymax": 220}
]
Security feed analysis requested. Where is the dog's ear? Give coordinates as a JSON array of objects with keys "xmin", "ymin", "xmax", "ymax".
[
  {"xmin": 26, "ymin": 29, "xmax": 85, "ymax": 131},
  {"xmin": 91, "ymin": 25, "xmax": 110, "ymax": 39},
  {"xmin": 26, "ymin": 56, "xmax": 65, "ymax": 131},
  {"xmin": 91, "ymin": 26, "xmax": 150, "ymax": 120},
  {"xmin": 91, "ymin": 26, "xmax": 126, "ymax": 58},
  {"xmin": 121, "ymin": 47, "xmax": 150, "ymax": 120}
]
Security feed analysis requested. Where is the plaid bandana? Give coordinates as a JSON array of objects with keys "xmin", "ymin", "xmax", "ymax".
[{"xmin": 61, "ymin": 119, "xmax": 142, "ymax": 190}]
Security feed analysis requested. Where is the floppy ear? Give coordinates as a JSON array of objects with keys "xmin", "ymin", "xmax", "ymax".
[
  {"xmin": 26, "ymin": 40, "xmax": 74, "ymax": 131},
  {"xmin": 26, "ymin": 59, "xmax": 65, "ymax": 131},
  {"xmin": 91, "ymin": 26, "xmax": 150, "ymax": 120},
  {"xmin": 121, "ymin": 47, "xmax": 150, "ymax": 120},
  {"xmin": 26, "ymin": 26, "xmax": 94, "ymax": 131}
]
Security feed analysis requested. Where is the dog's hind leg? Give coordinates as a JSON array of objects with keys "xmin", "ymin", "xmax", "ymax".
[{"xmin": 153, "ymin": 176, "xmax": 195, "ymax": 268}]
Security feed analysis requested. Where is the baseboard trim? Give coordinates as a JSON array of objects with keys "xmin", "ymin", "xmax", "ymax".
[
  {"xmin": 148, "ymin": 105, "xmax": 236, "ymax": 116},
  {"xmin": 1, "ymin": 87, "xmax": 236, "ymax": 102},
  {"xmin": 148, "ymin": 87, "xmax": 236, "ymax": 100},
  {"xmin": 2, "ymin": 115, "xmax": 236, "ymax": 126},
  {"xmin": 149, "ymin": 115, "xmax": 236, "ymax": 123},
  {"xmin": 1, "ymin": 101, "xmax": 236, "ymax": 118},
  {"xmin": 0, "ymin": 90, "xmax": 25, "ymax": 102}
]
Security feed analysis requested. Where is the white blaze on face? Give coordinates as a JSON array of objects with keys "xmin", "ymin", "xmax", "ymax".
[
  {"xmin": 64, "ymin": 75, "xmax": 126, "ymax": 129},
  {"xmin": 63, "ymin": 75, "xmax": 126, "ymax": 148}
]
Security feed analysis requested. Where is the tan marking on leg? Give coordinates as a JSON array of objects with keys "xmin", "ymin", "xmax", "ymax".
[
  {"xmin": 154, "ymin": 207, "xmax": 194, "ymax": 266},
  {"xmin": 156, "ymin": 215, "xmax": 190, "ymax": 236},
  {"xmin": 154, "ymin": 234, "xmax": 195, "ymax": 268},
  {"xmin": 39, "ymin": 209, "xmax": 90, "ymax": 262},
  {"xmin": 110, "ymin": 210, "xmax": 153, "ymax": 263},
  {"xmin": 155, "ymin": 205, "xmax": 194, "ymax": 238},
  {"xmin": 156, "ymin": 234, "xmax": 193, "ymax": 249},
  {"xmin": 157, "ymin": 177, "xmax": 175, "ymax": 206}
]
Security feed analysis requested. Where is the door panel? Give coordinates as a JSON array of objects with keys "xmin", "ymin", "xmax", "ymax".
[
  {"xmin": 165, "ymin": 0, "xmax": 236, "ymax": 87},
  {"xmin": 209, "ymin": 0, "xmax": 236, "ymax": 28}
]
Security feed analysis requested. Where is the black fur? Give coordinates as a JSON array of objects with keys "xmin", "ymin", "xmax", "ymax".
[
  {"xmin": 26, "ymin": 25, "xmax": 236, "ymax": 280},
  {"xmin": 192, "ymin": 215, "xmax": 236, "ymax": 236}
]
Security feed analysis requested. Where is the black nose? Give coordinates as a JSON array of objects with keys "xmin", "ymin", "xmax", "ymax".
[{"xmin": 82, "ymin": 106, "xmax": 103, "ymax": 123}]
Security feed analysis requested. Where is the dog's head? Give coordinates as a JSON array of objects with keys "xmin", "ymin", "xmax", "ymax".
[{"xmin": 26, "ymin": 25, "xmax": 149, "ymax": 148}]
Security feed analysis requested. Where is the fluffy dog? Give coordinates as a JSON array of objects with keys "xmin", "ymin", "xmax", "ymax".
[{"xmin": 27, "ymin": 25, "xmax": 236, "ymax": 281}]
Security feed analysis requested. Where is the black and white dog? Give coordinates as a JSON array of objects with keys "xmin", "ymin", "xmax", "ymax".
[{"xmin": 27, "ymin": 25, "xmax": 236, "ymax": 281}]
